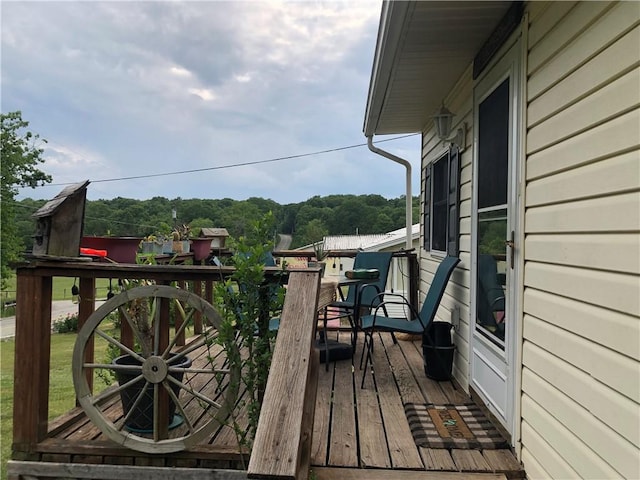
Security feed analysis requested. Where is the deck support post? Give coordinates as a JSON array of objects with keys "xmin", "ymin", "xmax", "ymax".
[
  {"xmin": 13, "ymin": 271, "xmax": 53, "ymax": 451},
  {"xmin": 78, "ymin": 277, "xmax": 96, "ymax": 394}
]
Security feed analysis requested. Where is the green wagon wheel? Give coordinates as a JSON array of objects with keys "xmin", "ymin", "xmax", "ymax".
[{"xmin": 72, "ymin": 285, "xmax": 240, "ymax": 454}]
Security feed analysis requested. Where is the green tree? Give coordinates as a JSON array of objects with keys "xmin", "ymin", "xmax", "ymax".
[
  {"xmin": 296, "ymin": 218, "xmax": 328, "ymax": 248},
  {"xmin": 1, "ymin": 111, "xmax": 52, "ymax": 286}
]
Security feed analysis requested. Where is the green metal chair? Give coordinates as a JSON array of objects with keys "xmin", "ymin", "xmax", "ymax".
[
  {"xmin": 359, "ymin": 256, "xmax": 460, "ymax": 388},
  {"xmin": 322, "ymin": 251, "xmax": 393, "ymax": 356}
]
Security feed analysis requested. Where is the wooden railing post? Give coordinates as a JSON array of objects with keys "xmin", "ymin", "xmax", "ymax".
[
  {"xmin": 248, "ymin": 270, "xmax": 321, "ymax": 480},
  {"xmin": 193, "ymin": 280, "xmax": 203, "ymax": 334},
  {"xmin": 78, "ymin": 277, "xmax": 96, "ymax": 394},
  {"xmin": 13, "ymin": 271, "xmax": 53, "ymax": 452}
]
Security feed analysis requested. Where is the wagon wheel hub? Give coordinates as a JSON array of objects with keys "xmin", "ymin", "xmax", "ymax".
[{"xmin": 141, "ymin": 356, "xmax": 168, "ymax": 384}]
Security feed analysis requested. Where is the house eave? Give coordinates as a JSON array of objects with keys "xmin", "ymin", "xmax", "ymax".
[{"xmin": 363, "ymin": 0, "xmax": 514, "ymax": 137}]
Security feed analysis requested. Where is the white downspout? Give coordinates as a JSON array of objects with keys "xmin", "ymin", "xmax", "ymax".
[{"xmin": 366, "ymin": 135, "xmax": 412, "ymax": 250}]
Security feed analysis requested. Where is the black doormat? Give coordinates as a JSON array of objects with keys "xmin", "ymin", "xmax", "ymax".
[{"xmin": 404, "ymin": 403, "xmax": 508, "ymax": 449}]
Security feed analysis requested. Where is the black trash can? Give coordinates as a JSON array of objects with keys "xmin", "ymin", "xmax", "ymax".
[{"xmin": 422, "ymin": 322, "xmax": 455, "ymax": 381}]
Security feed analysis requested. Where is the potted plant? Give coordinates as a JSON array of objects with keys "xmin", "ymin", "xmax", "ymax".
[
  {"xmin": 309, "ymin": 240, "xmax": 329, "ymax": 277},
  {"xmin": 171, "ymin": 224, "xmax": 191, "ymax": 253},
  {"xmin": 140, "ymin": 234, "xmax": 164, "ymax": 255}
]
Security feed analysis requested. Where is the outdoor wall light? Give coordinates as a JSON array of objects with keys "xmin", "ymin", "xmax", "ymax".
[{"xmin": 432, "ymin": 104, "xmax": 467, "ymax": 152}]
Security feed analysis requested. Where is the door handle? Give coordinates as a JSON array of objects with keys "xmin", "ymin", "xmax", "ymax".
[{"xmin": 505, "ymin": 231, "xmax": 515, "ymax": 269}]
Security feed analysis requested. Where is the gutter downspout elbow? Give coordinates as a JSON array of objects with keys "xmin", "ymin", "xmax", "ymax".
[{"xmin": 367, "ymin": 135, "xmax": 413, "ymax": 250}]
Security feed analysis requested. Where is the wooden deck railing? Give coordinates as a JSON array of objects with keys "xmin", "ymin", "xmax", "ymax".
[
  {"xmin": 12, "ymin": 259, "xmax": 323, "ymax": 478},
  {"xmin": 247, "ymin": 271, "xmax": 321, "ymax": 480},
  {"xmin": 11, "ymin": 259, "xmax": 244, "ymax": 453}
]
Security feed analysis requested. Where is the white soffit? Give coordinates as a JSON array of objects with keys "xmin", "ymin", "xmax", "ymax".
[{"xmin": 364, "ymin": 1, "xmax": 512, "ymax": 136}]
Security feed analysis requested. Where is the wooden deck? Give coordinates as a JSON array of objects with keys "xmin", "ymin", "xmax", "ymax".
[
  {"xmin": 26, "ymin": 330, "xmax": 523, "ymax": 478},
  {"xmin": 311, "ymin": 330, "xmax": 524, "ymax": 478}
]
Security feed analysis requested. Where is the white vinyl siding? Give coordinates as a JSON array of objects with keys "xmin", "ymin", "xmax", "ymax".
[
  {"xmin": 522, "ymin": 2, "xmax": 640, "ymax": 479},
  {"xmin": 417, "ymin": 3, "xmax": 639, "ymax": 477},
  {"xmin": 420, "ymin": 69, "xmax": 474, "ymax": 390}
]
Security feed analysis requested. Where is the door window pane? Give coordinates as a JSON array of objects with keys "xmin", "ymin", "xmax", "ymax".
[{"xmin": 478, "ymin": 78, "xmax": 509, "ymax": 210}]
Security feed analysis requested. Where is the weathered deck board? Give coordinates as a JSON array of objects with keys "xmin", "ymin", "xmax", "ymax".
[
  {"xmin": 314, "ymin": 466, "xmax": 507, "ymax": 480},
  {"xmin": 420, "ymin": 447, "xmax": 458, "ymax": 471},
  {"xmin": 310, "ymin": 360, "xmax": 333, "ymax": 466},
  {"xmin": 352, "ymin": 335, "xmax": 391, "ymax": 469},
  {"xmin": 328, "ymin": 349, "xmax": 358, "ymax": 467},
  {"xmin": 452, "ymin": 449, "xmax": 492, "ymax": 471},
  {"xmin": 482, "ymin": 450, "xmax": 526, "ymax": 479},
  {"xmin": 247, "ymin": 270, "xmax": 321, "ymax": 479},
  {"xmin": 396, "ymin": 338, "xmax": 450, "ymax": 404},
  {"xmin": 371, "ymin": 333, "xmax": 423, "ymax": 469}
]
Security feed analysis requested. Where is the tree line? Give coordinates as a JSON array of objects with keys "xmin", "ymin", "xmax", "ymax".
[{"xmin": 14, "ymin": 194, "xmax": 420, "ymax": 253}]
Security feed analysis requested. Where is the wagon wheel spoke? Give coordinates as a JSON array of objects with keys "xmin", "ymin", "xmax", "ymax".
[
  {"xmin": 89, "ymin": 373, "xmax": 145, "ymax": 405},
  {"xmin": 93, "ymin": 328, "xmax": 145, "ymax": 363},
  {"xmin": 118, "ymin": 380, "xmax": 151, "ymax": 432},
  {"xmin": 168, "ymin": 367, "xmax": 229, "ymax": 375},
  {"xmin": 153, "ymin": 383, "xmax": 160, "ymax": 442},
  {"xmin": 166, "ymin": 375, "xmax": 223, "ymax": 410},
  {"xmin": 163, "ymin": 379, "xmax": 195, "ymax": 434},
  {"xmin": 163, "ymin": 298, "xmax": 195, "ymax": 357}
]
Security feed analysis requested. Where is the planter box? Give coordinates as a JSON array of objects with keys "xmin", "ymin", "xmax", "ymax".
[
  {"xmin": 140, "ymin": 241, "xmax": 163, "ymax": 255},
  {"xmin": 162, "ymin": 241, "xmax": 173, "ymax": 254},
  {"xmin": 81, "ymin": 236, "xmax": 142, "ymax": 263},
  {"xmin": 172, "ymin": 240, "xmax": 190, "ymax": 254}
]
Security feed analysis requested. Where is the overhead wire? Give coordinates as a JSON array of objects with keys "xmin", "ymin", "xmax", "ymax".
[{"xmin": 37, "ymin": 133, "xmax": 419, "ymax": 188}]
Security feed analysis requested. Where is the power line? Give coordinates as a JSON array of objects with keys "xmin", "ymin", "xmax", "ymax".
[
  {"xmin": 41, "ymin": 134, "xmax": 419, "ymax": 187},
  {"xmin": 13, "ymin": 203, "xmax": 162, "ymax": 230}
]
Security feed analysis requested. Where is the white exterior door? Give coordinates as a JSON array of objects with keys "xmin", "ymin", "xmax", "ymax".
[{"xmin": 470, "ymin": 40, "xmax": 522, "ymax": 438}]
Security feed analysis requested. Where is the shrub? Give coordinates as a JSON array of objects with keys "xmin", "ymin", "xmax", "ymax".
[{"xmin": 53, "ymin": 312, "xmax": 79, "ymax": 333}]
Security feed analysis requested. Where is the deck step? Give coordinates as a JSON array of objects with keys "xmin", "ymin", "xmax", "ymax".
[{"xmin": 313, "ymin": 467, "xmax": 507, "ymax": 480}]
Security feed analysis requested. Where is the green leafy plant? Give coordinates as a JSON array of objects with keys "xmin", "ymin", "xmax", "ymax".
[
  {"xmin": 52, "ymin": 312, "xmax": 79, "ymax": 333},
  {"xmin": 313, "ymin": 240, "xmax": 329, "ymax": 262},
  {"xmin": 213, "ymin": 211, "xmax": 285, "ymax": 458}
]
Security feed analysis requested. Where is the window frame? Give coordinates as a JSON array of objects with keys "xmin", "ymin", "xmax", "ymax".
[{"xmin": 423, "ymin": 146, "xmax": 460, "ymax": 256}]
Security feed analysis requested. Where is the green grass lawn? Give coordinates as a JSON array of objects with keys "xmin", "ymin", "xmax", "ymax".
[
  {"xmin": 3, "ymin": 275, "xmax": 113, "ymax": 302},
  {"xmin": 1, "ymin": 333, "xmax": 111, "ymax": 480},
  {"xmin": 2, "ymin": 275, "xmax": 113, "ymax": 317},
  {"xmin": 0, "ymin": 322, "xmax": 196, "ymax": 479}
]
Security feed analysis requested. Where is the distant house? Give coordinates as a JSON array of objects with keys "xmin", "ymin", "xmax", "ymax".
[{"xmin": 364, "ymin": 2, "xmax": 639, "ymax": 478}]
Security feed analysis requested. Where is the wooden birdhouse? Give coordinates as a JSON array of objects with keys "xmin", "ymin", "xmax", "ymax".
[
  {"xmin": 32, "ymin": 180, "xmax": 90, "ymax": 258},
  {"xmin": 199, "ymin": 227, "xmax": 229, "ymax": 249}
]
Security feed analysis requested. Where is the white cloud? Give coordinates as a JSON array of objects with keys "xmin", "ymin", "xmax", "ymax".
[
  {"xmin": 4, "ymin": 1, "xmax": 420, "ymax": 204},
  {"xmin": 170, "ymin": 66, "xmax": 192, "ymax": 77},
  {"xmin": 188, "ymin": 88, "xmax": 216, "ymax": 101}
]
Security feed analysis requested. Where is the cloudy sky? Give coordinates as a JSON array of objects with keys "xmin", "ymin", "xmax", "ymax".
[{"xmin": 2, "ymin": 1, "xmax": 421, "ymax": 204}]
